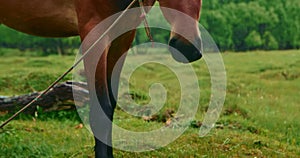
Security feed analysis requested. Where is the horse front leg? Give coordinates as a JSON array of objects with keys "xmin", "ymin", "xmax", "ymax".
[
  {"xmin": 89, "ymin": 31, "xmax": 136, "ymax": 157},
  {"xmin": 75, "ymin": 2, "xmax": 117, "ymax": 157},
  {"xmin": 76, "ymin": 3, "xmax": 136, "ymax": 156},
  {"xmin": 83, "ymin": 30, "xmax": 136, "ymax": 158},
  {"xmin": 105, "ymin": 30, "xmax": 136, "ymax": 156},
  {"xmin": 83, "ymin": 46, "xmax": 114, "ymax": 158}
]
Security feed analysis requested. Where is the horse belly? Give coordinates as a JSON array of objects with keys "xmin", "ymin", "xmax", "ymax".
[{"xmin": 0, "ymin": 0, "xmax": 79, "ymax": 37}]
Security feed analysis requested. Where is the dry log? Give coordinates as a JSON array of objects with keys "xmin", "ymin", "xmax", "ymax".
[{"xmin": 0, "ymin": 81, "xmax": 89, "ymax": 115}]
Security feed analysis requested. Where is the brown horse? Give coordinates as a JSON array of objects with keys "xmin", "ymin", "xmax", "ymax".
[{"xmin": 0, "ymin": 0, "xmax": 202, "ymax": 157}]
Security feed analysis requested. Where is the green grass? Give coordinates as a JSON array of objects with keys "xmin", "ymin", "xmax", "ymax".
[
  {"xmin": 0, "ymin": 54, "xmax": 74, "ymax": 95},
  {"xmin": 1, "ymin": 49, "xmax": 300, "ymax": 157}
]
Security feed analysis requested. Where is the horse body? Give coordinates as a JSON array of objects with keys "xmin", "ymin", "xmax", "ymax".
[
  {"xmin": 0, "ymin": 0, "xmax": 78, "ymax": 37},
  {"xmin": 0, "ymin": 0, "xmax": 202, "ymax": 157}
]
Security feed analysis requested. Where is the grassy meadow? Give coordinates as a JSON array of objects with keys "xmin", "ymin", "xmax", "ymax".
[{"xmin": 0, "ymin": 49, "xmax": 300, "ymax": 157}]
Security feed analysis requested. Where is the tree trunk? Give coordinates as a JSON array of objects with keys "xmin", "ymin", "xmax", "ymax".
[{"xmin": 0, "ymin": 81, "xmax": 89, "ymax": 115}]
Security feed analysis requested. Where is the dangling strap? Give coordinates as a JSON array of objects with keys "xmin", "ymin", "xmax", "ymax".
[{"xmin": 139, "ymin": 0, "xmax": 154, "ymax": 45}]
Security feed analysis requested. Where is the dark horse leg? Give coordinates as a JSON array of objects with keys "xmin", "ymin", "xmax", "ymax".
[
  {"xmin": 75, "ymin": 1, "xmax": 139, "ymax": 157},
  {"xmin": 88, "ymin": 31, "xmax": 136, "ymax": 158},
  {"xmin": 75, "ymin": 1, "xmax": 115, "ymax": 156},
  {"xmin": 80, "ymin": 26, "xmax": 136, "ymax": 157},
  {"xmin": 105, "ymin": 30, "xmax": 136, "ymax": 157}
]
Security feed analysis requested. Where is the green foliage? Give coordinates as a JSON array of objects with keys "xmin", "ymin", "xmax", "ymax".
[
  {"xmin": 0, "ymin": 25, "xmax": 80, "ymax": 55},
  {"xmin": 245, "ymin": 31, "xmax": 263, "ymax": 50},
  {"xmin": 202, "ymin": 10, "xmax": 233, "ymax": 50},
  {"xmin": 263, "ymin": 31, "xmax": 279, "ymax": 50},
  {"xmin": 201, "ymin": 0, "xmax": 299, "ymax": 51},
  {"xmin": 0, "ymin": 0, "xmax": 299, "ymax": 54}
]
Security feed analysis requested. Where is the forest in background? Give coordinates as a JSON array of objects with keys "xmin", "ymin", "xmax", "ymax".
[{"xmin": 0, "ymin": 0, "xmax": 299, "ymax": 55}]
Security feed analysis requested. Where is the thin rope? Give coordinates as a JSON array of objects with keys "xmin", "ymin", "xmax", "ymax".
[{"xmin": 139, "ymin": 0, "xmax": 154, "ymax": 45}]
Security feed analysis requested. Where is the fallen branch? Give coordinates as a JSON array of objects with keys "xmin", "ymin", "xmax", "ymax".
[{"xmin": 0, "ymin": 81, "xmax": 89, "ymax": 115}]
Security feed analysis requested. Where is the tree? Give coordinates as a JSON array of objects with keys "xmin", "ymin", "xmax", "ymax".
[
  {"xmin": 201, "ymin": 10, "xmax": 233, "ymax": 51},
  {"xmin": 245, "ymin": 30, "xmax": 263, "ymax": 50},
  {"xmin": 1, "ymin": 0, "xmax": 299, "ymax": 53},
  {"xmin": 222, "ymin": 2, "xmax": 278, "ymax": 51},
  {"xmin": 263, "ymin": 31, "xmax": 279, "ymax": 50}
]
